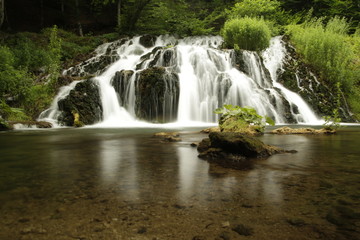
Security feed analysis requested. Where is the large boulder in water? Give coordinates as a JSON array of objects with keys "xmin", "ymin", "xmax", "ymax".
[
  {"xmin": 135, "ymin": 67, "xmax": 179, "ymax": 123},
  {"xmin": 198, "ymin": 132, "xmax": 295, "ymax": 170},
  {"xmin": 57, "ymin": 79, "xmax": 103, "ymax": 126}
]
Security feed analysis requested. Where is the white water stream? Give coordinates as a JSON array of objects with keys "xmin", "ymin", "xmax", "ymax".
[{"xmin": 39, "ymin": 35, "xmax": 321, "ymax": 127}]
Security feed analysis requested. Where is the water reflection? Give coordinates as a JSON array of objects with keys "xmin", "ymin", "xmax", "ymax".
[{"xmin": 177, "ymin": 146, "xmax": 208, "ymax": 203}]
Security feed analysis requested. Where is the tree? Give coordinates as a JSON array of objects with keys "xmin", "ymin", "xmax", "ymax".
[
  {"xmin": 227, "ymin": 0, "xmax": 282, "ymax": 19},
  {"xmin": 91, "ymin": 0, "xmax": 122, "ymax": 31},
  {"xmin": 75, "ymin": 0, "xmax": 83, "ymax": 36},
  {"xmin": 0, "ymin": 0, "xmax": 4, "ymax": 29}
]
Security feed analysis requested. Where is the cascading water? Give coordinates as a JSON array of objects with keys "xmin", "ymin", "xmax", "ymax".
[{"xmin": 39, "ymin": 35, "xmax": 321, "ymax": 127}]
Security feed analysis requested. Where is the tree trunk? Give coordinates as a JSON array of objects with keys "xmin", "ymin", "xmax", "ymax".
[
  {"xmin": 61, "ymin": 0, "xmax": 65, "ymax": 13},
  {"xmin": 127, "ymin": 0, "xmax": 151, "ymax": 31},
  {"xmin": 75, "ymin": 0, "xmax": 83, "ymax": 36},
  {"xmin": 0, "ymin": 0, "xmax": 4, "ymax": 29},
  {"xmin": 117, "ymin": 0, "xmax": 121, "ymax": 30},
  {"xmin": 40, "ymin": 0, "xmax": 44, "ymax": 28}
]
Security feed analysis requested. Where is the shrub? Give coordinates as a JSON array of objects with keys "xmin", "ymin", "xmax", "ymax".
[
  {"xmin": 214, "ymin": 105, "xmax": 274, "ymax": 134},
  {"xmin": 0, "ymin": 46, "xmax": 32, "ymax": 99},
  {"xmin": 227, "ymin": 0, "xmax": 282, "ymax": 20},
  {"xmin": 286, "ymin": 16, "xmax": 355, "ymax": 90},
  {"xmin": 221, "ymin": 17, "xmax": 272, "ymax": 51},
  {"xmin": 0, "ymin": 100, "xmax": 31, "ymax": 121},
  {"xmin": 24, "ymin": 85, "xmax": 53, "ymax": 119}
]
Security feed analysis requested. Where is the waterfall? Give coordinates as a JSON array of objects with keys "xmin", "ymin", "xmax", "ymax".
[{"xmin": 39, "ymin": 35, "xmax": 321, "ymax": 127}]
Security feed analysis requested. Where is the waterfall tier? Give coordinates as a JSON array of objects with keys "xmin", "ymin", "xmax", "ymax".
[{"xmin": 39, "ymin": 35, "xmax": 321, "ymax": 127}]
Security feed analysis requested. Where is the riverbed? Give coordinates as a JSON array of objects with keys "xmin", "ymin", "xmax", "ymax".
[{"xmin": 0, "ymin": 126, "xmax": 359, "ymax": 240}]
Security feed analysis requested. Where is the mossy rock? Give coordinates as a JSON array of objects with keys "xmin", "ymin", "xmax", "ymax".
[
  {"xmin": 208, "ymin": 132, "xmax": 284, "ymax": 157},
  {"xmin": 135, "ymin": 67, "xmax": 179, "ymax": 122},
  {"xmin": 197, "ymin": 132, "xmax": 296, "ymax": 170},
  {"xmin": 57, "ymin": 79, "xmax": 103, "ymax": 126},
  {"xmin": 219, "ymin": 116, "xmax": 264, "ymax": 136},
  {"xmin": 271, "ymin": 126, "xmax": 335, "ymax": 134}
]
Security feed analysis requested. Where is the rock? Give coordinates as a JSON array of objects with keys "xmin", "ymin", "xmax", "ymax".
[
  {"xmin": 232, "ymin": 224, "xmax": 254, "ymax": 236},
  {"xmin": 197, "ymin": 132, "xmax": 296, "ymax": 170},
  {"xmin": 201, "ymin": 127, "xmax": 220, "ymax": 133},
  {"xmin": 36, "ymin": 121, "xmax": 52, "ymax": 128},
  {"xmin": 221, "ymin": 221, "xmax": 231, "ymax": 228},
  {"xmin": 135, "ymin": 67, "xmax": 179, "ymax": 122},
  {"xmin": 137, "ymin": 226, "xmax": 147, "ymax": 234},
  {"xmin": 65, "ymin": 38, "xmax": 127, "ymax": 77},
  {"xmin": 162, "ymin": 136, "xmax": 181, "ymax": 142},
  {"xmin": 208, "ymin": 132, "xmax": 284, "ymax": 157},
  {"xmin": 190, "ymin": 142, "xmax": 198, "ymax": 147},
  {"xmin": 57, "ymin": 79, "xmax": 103, "ymax": 126},
  {"xmin": 197, "ymin": 138, "xmax": 211, "ymax": 152},
  {"xmin": 271, "ymin": 126, "xmax": 335, "ymax": 134},
  {"xmin": 136, "ymin": 47, "xmax": 163, "ymax": 70},
  {"xmin": 154, "ymin": 132, "xmax": 179, "ymax": 137},
  {"xmin": 139, "ymin": 35, "xmax": 157, "ymax": 48},
  {"xmin": 154, "ymin": 132, "xmax": 181, "ymax": 142},
  {"xmin": 219, "ymin": 231, "xmax": 231, "ymax": 240},
  {"xmin": 192, "ymin": 236, "xmax": 207, "ymax": 240},
  {"xmin": 111, "ymin": 70, "xmax": 134, "ymax": 105},
  {"xmin": 8, "ymin": 121, "xmax": 52, "ymax": 129},
  {"xmin": 286, "ymin": 218, "xmax": 306, "ymax": 226}
]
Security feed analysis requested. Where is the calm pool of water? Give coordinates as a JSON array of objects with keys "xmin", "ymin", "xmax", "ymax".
[{"xmin": 0, "ymin": 126, "xmax": 359, "ymax": 240}]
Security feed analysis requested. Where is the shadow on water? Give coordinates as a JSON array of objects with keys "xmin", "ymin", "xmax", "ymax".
[{"xmin": 0, "ymin": 126, "xmax": 359, "ymax": 239}]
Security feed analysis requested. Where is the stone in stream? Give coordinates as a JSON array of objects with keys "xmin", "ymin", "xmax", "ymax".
[
  {"xmin": 232, "ymin": 224, "xmax": 254, "ymax": 236},
  {"xmin": 197, "ymin": 132, "xmax": 296, "ymax": 170},
  {"xmin": 153, "ymin": 132, "xmax": 181, "ymax": 142}
]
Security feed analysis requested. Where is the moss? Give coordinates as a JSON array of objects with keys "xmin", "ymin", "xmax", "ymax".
[
  {"xmin": 220, "ymin": 116, "xmax": 264, "ymax": 136},
  {"xmin": 72, "ymin": 111, "xmax": 84, "ymax": 128}
]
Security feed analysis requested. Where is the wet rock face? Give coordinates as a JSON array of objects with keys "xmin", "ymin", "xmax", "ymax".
[
  {"xmin": 278, "ymin": 36, "xmax": 354, "ymax": 122},
  {"xmin": 136, "ymin": 47, "xmax": 177, "ymax": 70},
  {"xmin": 135, "ymin": 67, "xmax": 179, "ymax": 123},
  {"xmin": 64, "ymin": 38, "xmax": 128, "ymax": 77},
  {"xmin": 111, "ymin": 70, "xmax": 135, "ymax": 106},
  {"xmin": 57, "ymin": 79, "xmax": 103, "ymax": 126},
  {"xmin": 139, "ymin": 35, "xmax": 157, "ymax": 48},
  {"xmin": 198, "ymin": 132, "xmax": 294, "ymax": 170}
]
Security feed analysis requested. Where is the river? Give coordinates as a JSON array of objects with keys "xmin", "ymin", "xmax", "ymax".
[{"xmin": 0, "ymin": 126, "xmax": 359, "ymax": 240}]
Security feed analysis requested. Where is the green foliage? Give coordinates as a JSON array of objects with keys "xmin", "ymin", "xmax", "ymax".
[
  {"xmin": 0, "ymin": 100, "xmax": 31, "ymax": 121},
  {"xmin": 46, "ymin": 26, "xmax": 62, "ymax": 91},
  {"xmin": 286, "ymin": 16, "xmax": 355, "ymax": 90},
  {"xmin": 221, "ymin": 17, "xmax": 272, "ymax": 51},
  {"xmin": 0, "ymin": 45, "xmax": 32, "ymax": 99},
  {"xmin": 322, "ymin": 82, "xmax": 342, "ymax": 130},
  {"xmin": 135, "ymin": 0, "xmax": 215, "ymax": 36},
  {"xmin": 24, "ymin": 85, "xmax": 53, "ymax": 119},
  {"xmin": 227, "ymin": 0, "xmax": 282, "ymax": 19},
  {"xmin": 214, "ymin": 105, "xmax": 274, "ymax": 133}
]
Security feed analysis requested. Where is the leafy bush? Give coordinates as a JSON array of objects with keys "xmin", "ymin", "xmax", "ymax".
[
  {"xmin": 286, "ymin": 16, "xmax": 355, "ymax": 89},
  {"xmin": 214, "ymin": 105, "xmax": 274, "ymax": 134},
  {"xmin": 227, "ymin": 0, "xmax": 282, "ymax": 20},
  {"xmin": 287, "ymin": 16, "xmax": 360, "ymax": 120},
  {"xmin": 24, "ymin": 85, "xmax": 53, "ymax": 119},
  {"xmin": 0, "ymin": 45, "xmax": 32, "ymax": 99},
  {"xmin": 0, "ymin": 100, "xmax": 31, "ymax": 121},
  {"xmin": 221, "ymin": 17, "xmax": 272, "ymax": 51}
]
